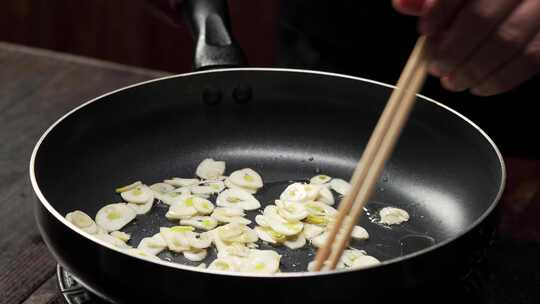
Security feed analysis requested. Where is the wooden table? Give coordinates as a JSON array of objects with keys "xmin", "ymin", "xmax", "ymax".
[
  {"xmin": 0, "ymin": 42, "xmax": 168, "ymax": 304},
  {"xmin": 1, "ymin": 42, "xmax": 540, "ymax": 304}
]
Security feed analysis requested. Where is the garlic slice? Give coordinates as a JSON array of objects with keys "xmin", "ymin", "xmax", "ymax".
[
  {"xmin": 187, "ymin": 232, "xmax": 212, "ymax": 249},
  {"xmin": 191, "ymin": 184, "xmax": 221, "ymax": 196},
  {"xmin": 196, "ymin": 158, "xmax": 226, "ymax": 180},
  {"xmin": 284, "ymin": 233, "xmax": 306, "ymax": 250},
  {"xmin": 266, "ymin": 216, "xmax": 303, "ymax": 236},
  {"xmin": 379, "ymin": 207, "xmax": 410, "ymax": 225},
  {"xmin": 216, "ymin": 189, "xmax": 261, "ymax": 211},
  {"xmin": 229, "ymin": 168, "xmax": 263, "ymax": 190},
  {"xmin": 95, "ymin": 203, "xmax": 136, "ymax": 232},
  {"xmin": 110, "ymin": 231, "xmax": 131, "ymax": 242},
  {"xmin": 280, "ymin": 183, "xmax": 307, "ymax": 202},
  {"xmin": 159, "ymin": 227, "xmax": 192, "ymax": 252},
  {"xmin": 150, "ymin": 182, "xmax": 175, "ymax": 195},
  {"xmin": 180, "ymin": 216, "xmax": 218, "ymax": 230},
  {"xmin": 317, "ymin": 186, "xmax": 335, "ymax": 205},
  {"xmin": 66, "ymin": 210, "xmax": 98, "ymax": 234},
  {"xmin": 241, "ymin": 250, "xmax": 281, "ymax": 274},
  {"xmin": 302, "ymin": 223, "xmax": 325, "ymax": 240},
  {"xmin": 351, "ymin": 226, "xmax": 369, "ymax": 240},
  {"xmin": 127, "ymin": 197, "xmax": 154, "ymax": 215},
  {"xmin": 255, "ymin": 215, "xmax": 270, "ymax": 227},
  {"xmin": 159, "ymin": 191, "xmax": 189, "ymax": 206},
  {"xmin": 303, "ymin": 184, "xmax": 321, "ymax": 201},
  {"xmin": 95, "ymin": 233, "xmax": 131, "ymax": 249},
  {"xmin": 351, "ymin": 255, "xmax": 380, "ymax": 269},
  {"xmin": 192, "ymin": 197, "xmax": 215, "ymax": 215},
  {"xmin": 120, "ymin": 185, "xmax": 154, "ymax": 204},
  {"xmin": 216, "ymin": 223, "xmax": 258, "ymax": 243},
  {"xmin": 208, "ymin": 258, "xmax": 236, "ymax": 272},
  {"xmin": 224, "ymin": 178, "xmax": 257, "ymax": 194},
  {"xmin": 211, "ymin": 207, "xmax": 251, "ymax": 225},
  {"xmin": 184, "ymin": 249, "xmax": 208, "ymax": 262},
  {"xmin": 310, "ymin": 232, "xmax": 329, "ymax": 248},
  {"xmin": 310, "ymin": 175, "xmax": 332, "ymax": 185},
  {"xmin": 115, "ymin": 181, "xmax": 142, "ymax": 193},
  {"xmin": 165, "ymin": 196, "xmax": 199, "ymax": 219},
  {"xmin": 330, "ymin": 178, "xmax": 351, "ymax": 195},
  {"xmin": 137, "ymin": 233, "xmax": 167, "ymax": 255},
  {"xmin": 275, "ymin": 200, "xmax": 309, "ymax": 221},
  {"xmin": 125, "ymin": 248, "xmax": 160, "ymax": 261},
  {"xmin": 254, "ymin": 226, "xmax": 282, "ymax": 244},
  {"xmin": 164, "ymin": 178, "xmax": 200, "ymax": 187}
]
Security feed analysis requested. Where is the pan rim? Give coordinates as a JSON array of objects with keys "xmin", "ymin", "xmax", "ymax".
[{"xmin": 29, "ymin": 67, "xmax": 506, "ymax": 279}]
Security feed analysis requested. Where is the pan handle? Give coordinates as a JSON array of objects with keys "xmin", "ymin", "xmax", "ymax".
[{"xmin": 183, "ymin": 0, "xmax": 246, "ymax": 70}]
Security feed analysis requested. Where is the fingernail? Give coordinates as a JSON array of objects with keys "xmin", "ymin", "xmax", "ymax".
[
  {"xmin": 428, "ymin": 62, "xmax": 449, "ymax": 77},
  {"xmin": 470, "ymin": 87, "xmax": 491, "ymax": 96},
  {"xmin": 441, "ymin": 76, "xmax": 466, "ymax": 92}
]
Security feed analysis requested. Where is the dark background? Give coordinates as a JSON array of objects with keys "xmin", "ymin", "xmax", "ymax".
[{"xmin": 1, "ymin": 0, "xmax": 537, "ymax": 158}]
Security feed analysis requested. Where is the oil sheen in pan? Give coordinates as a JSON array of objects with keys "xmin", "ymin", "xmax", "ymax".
[{"xmin": 120, "ymin": 179, "xmax": 434, "ymax": 272}]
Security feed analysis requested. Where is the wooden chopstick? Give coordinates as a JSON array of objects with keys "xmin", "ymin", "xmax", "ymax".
[{"xmin": 312, "ymin": 36, "xmax": 429, "ymax": 271}]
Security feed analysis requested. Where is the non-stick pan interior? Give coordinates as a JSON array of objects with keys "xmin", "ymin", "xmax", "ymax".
[{"xmin": 33, "ymin": 69, "xmax": 504, "ymax": 272}]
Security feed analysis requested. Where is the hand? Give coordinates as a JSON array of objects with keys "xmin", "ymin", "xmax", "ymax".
[{"xmin": 393, "ymin": 0, "xmax": 540, "ymax": 96}]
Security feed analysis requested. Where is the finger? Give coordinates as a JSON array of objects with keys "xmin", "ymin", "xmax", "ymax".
[
  {"xmin": 392, "ymin": 0, "xmax": 428, "ymax": 16},
  {"xmin": 419, "ymin": 0, "xmax": 466, "ymax": 35},
  {"xmin": 445, "ymin": 0, "xmax": 540, "ymax": 91},
  {"xmin": 470, "ymin": 33, "xmax": 540, "ymax": 96},
  {"xmin": 429, "ymin": 0, "xmax": 521, "ymax": 77}
]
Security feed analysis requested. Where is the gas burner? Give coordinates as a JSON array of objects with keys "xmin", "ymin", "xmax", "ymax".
[{"xmin": 56, "ymin": 265, "xmax": 106, "ymax": 304}]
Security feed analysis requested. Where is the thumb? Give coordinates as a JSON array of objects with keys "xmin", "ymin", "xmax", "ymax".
[{"xmin": 392, "ymin": 0, "xmax": 428, "ymax": 16}]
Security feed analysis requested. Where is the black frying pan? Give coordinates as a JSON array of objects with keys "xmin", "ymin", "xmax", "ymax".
[{"xmin": 30, "ymin": 0, "xmax": 505, "ymax": 302}]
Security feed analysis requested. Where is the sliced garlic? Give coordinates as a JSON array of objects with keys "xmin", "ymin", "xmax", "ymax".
[
  {"xmin": 255, "ymin": 215, "xmax": 270, "ymax": 227},
  {"xmin": 317, "ymin": 186, "xmax": 335, "ymax": 205},
  {"xmin": 196, "ymin": 158, "xmax": 226, "ymax": 180},
  {"xmin": 310, "ymin": 232, "xmax": 329, "ymax": 248},
  {"xmin": 138, "ymin": 233, "xmax": 167, "ymax": 255},
  {"xmin": 224, "ymin": 178, "xmax": 257, "ymax": 194},
  {"xmin": 241, "ymin": 250, "xmax": 281, "ymax": 274},
  {"xmin": 208, "ymin": 258, "xmax": 235, "ymax": 272},
  {"xmin": 211, "ymin": 207, "xmax": 251, "ymax": 225},
  {"xmin": 284, "ymin": 233, "xmax": 306, "ymax": 250},
  {"xmin": 302, "ymin": 223, "xmax": 325, "ymax": 240},
  {"xmin": 351, "ymin": 226, "xmax": 369, "ymax": 240},
  {"xmin": 191, "ymin": 184, "xmax": 221, "ymax": 196},
  {"xmin": 303, "ymin": 184, "xmax": 321, "ymax": 201},
  {"xmin": 310, "ymin": 175, "xmax": 332, "ymax": 185},
  {"xmin": 166, "ymin": 196, "xmax": 199, "ymax": 219},
  {"xmin": 200, "ymin": 180, "xmax": 226, "ymax": 192},
  {"xmin": 266, "ymin": 216, "xmax": 303, "ymax": 236},
  {"xmin": 159, "ymin": 190, "xmax": 189, "ymax": 206},
  {"xmin": 180, "ymin": 216, "xmax": 218, "ymax": 230},
  {"xmin": 110, "ymin": 231, "xmax": 131, "ymax": 242},
  {"xmin": 351, "ymin": 255, "xmax": 380, "ymax": 269},
  {"xmin": 187, "ymin": 232, "xmax": 212, "ymax": 249},
  {"xmin": 159, "ymin": 227, "xmax": 192, "ymax": 252},
  {"xmin": 120, "ymin": 185, "xmax": 154, "ymax": 204},
  {"xmin": 275, "ymin": 200, "xmax": 309, "ymax": 221},
  {"xmin": 229, "ymin": 168, "xmax": 263, "ymax": 190},
  {"xmin": 255, "ymin": 226, "xmax": 283, "ymax": 244},
  {"xmin": 127, "ymin": 197, "xmax": 153, "ymax": 215},
  {"xmin": 66, "ymin": 210, "xmax": 98, "ymax": 234},
  {"xmin": 124, "ymin": 248, "xmax": 160, "ymax": 261},
  {"xmin": 216, "ymin": 189, "xmax": 261, "ymax": 211},
  {"xmin": 379, "ymin": 207, "xmax": 410, "ymax": 225},
  {"xmin": 330, "ymin": 178, "xmax": 351, "ymax": 195},
  {"xmin": 164, "ymin": 178, "xmax": 200, "ymax": 187},
  {"xmin": 95, "ymin": 203, "xmax": 136, "ymax": 232},
  {"xmin": 184, "ymin": 249, "xmax": 208, "ymax": 262},
  {"xmin": 95, "ymin": 233, "xmax": 131, "ymax": 249},
  {"xmin": 305, "ymin": 201, "xmax": 338, "ymax": 216},
  {"xmin": 216, "ymin": 223, "xmax": 258, "ymax": 243},
  {"xmin": 115, "ymin": 181, "xmax": 142, "ymax": 193},
  {"xmin": 339, "ymin": 248, "xmax": 367, "ymax": 267},
  {"xmin": 149, "ymin": 182, "xmax": 175, "ymax": 195},
  {"xmin": 280, "ymin": 183, "xmax": 307, "ymax": 202}
]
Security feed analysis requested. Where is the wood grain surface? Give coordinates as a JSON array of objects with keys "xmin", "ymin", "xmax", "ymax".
[{"xmin": 0, "ymin": 42, "xmax": 168, "ymax": 304}]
